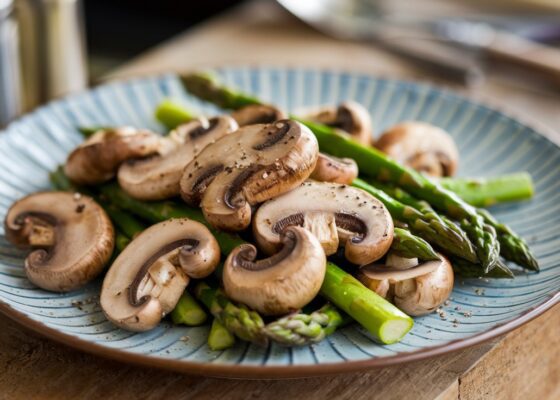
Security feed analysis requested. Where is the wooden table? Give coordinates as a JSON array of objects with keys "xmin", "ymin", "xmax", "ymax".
[{"xmin": 1, "ymin": 1, "xmax": 559, "ymax": 399}]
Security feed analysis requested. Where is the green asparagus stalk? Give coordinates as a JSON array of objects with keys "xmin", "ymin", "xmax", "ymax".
[
  {"xmin": 352, "ymin": 178, "xmax": 477, "ymax": 262},
  {"xmin": 180, "ymin": 72, "xmax": 261, "ymax": 110},
  {"xmin": 115, "ymin": 234, "xmax": 131, "ymax": 252},
  {"xmin": 208, "ymin": 318, "xmax": 236, "ymax": 351},
  {"xmin": 78, "ymin": 126, "xmax": 110, "ymax": 138},
  {"xmin": 321, "ymin": 263, "xmax": 413, "ymax": 344},
  {"xmin": 264, "ymin": 304, "xmax": 348, "ymax": 346},
  {"xmin": 171, "ymin": 291, "xmax": 208, "ymax": 326},
  {"xmin": 103, "ymin": 204, "xmax": 146, "ymax": 240},
  {"xmin": 440, "ymin": 173, "xmax": 534, "ymax": 207},
  {"xmin": 155, "ymin": 99, "xmax": 195, "ymax": 130},
  {"xmin": 477, "ymin": 208, "xmax": 538, "ymax": 271},
  {"xmin": 392, "ymin": 227, "xmax": 440, "ymax": 261},
  {"xmin": 451, "ymin": 257, "xmax": 514, "ymax": 279},
  {"xmin": 194, "ymin": 282, "xmax": 267, "ymax": 346}
]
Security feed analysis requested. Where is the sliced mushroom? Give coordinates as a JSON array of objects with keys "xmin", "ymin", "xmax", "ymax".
[
  {"xmin": 180, "ymin": 120, "xmax": 319, "ymax": 231},
  {"xmin": 100, "ymin": 218, "xmax": 220, "ymax": 332},
  {"xmin": 231, "ymin": 104, "xmax": 286, "ymax": 126},
  {"xmin": 307, "ymin": 101, "xmax": 372, "ymax": 146},
  {"xmin": 4, "ymin": 192, "xmax": 114, "ymax": 292},
  {"xmin": 223, "ymin": 226, "xmax": 326, "ymax": 316},
  {"xmin": 375, "ymin": 122, "xmax": 459, "ymax": 177},
  {"xmin": 117, "ymin": 116, "xmax": 238, "ymax": 200},
  {"xmin": 358, "ymin": 254, "xmax": 454, "ymax": 316},
  {"xmin": 310, "ymin": 153, "xmax": 358, "ymax": 184},
  {"xmin": 253, "ymin": 181, "xmax": 393, "ymax": 265},
  {"xmin": 65, "ymin": 127, "xmax": 162, "ymax": 185}
]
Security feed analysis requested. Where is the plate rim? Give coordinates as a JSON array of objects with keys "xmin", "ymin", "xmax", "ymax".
[{"xmin": 1, "ymin": 67, "xmax": 559, "ymax": 378}]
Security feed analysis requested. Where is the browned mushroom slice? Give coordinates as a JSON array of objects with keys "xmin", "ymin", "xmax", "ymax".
[
  {"xmin": 358, "ymin": 253, "xmax": 454, "ymax": 316},
  {"xmin": 230, "ymin": 104, "xmax": 286, "ymax": 126},
  {"xmin": 223, "ymin": 226, "xmax": 326, "ymax": 316},
  {"xmin": 100, "ymin": 218, "xmax": 220, "ymax": 332},
  {"xmin": 253, "ymin": 181, "xmax": 393, "ymax": 265},
  {"xmin": 308, "ymin": 101, "xmax": 373, "ymax": 146},
  {"xmin": 117, "ymin": 116, "xmax": 238, "ymax": 200},
  {"xmin": 64, "ymin": 127, "xmax": 162, "ymax": 185},
  {"xmin": 375, "ymin": 122, "xmax": 459, "ymax": 177},
  {"xmin": 310, "ymin": 152, "xmax": 358, "ymax": 184},
  {"xmin": 4, "ymin": 192, "xmax": 114, "ymax": 292},
  {"xmin": 180, "ymin": 119, "xmax": 319, "ymax": 231}
]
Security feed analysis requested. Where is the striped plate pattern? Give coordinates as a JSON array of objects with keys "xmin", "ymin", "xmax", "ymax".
[{"xmin": 0, "ymin": 67, "xmax": 558, "ymax": 378}]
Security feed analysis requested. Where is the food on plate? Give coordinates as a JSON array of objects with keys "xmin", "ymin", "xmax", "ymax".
[
  {"xmin": 310, "ymin": 152, "xmax": 359, "ymax": 184},
  {"xmin": 253, "ymin": 181, "xmax": 394, "ymax": 265},
  {"xmin": 118, "ymin": 116, "xmax": 237, "ymax": 200},
  {"xmin": 100, "ymin": 218, "xmax": 220, "ymax": 332},
  {"xmin": 306, "ymin": 101, "xmax": 373, "ymax": 146},
  {"xmin": 375, "ymin": 122, "xmax": 459, "ymax": 177},
  {"xmin": 179, "ymin": 119, "xmax": 318, "ymax": 231},
  {"xmin": 3, "ymin": 71, "xmax": 539, "ymax": 352},
  {"xmin": 223, "ymin": 226, "xmax": 326, "ymax": 315},
  {"xmin": 65, "ymin": 127, "xmax": 162, "ymax": 184},
  {"xmin": 4, "ymin": 192, "xmax": 114, "ymax": 291}
]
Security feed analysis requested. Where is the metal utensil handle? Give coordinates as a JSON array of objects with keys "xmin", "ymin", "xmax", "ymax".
[
  {"xmin": 486, "ymin": 32, "xmax": 560, "ymax": 87},
  {"xmin": 378, "ymin": 38, "xmax": 484, "ymax": 87}
]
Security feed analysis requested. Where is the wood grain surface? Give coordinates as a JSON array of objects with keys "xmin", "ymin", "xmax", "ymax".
[{"xmin": 1, "ymin": 1, "xmax": 559, "ymax": 399}]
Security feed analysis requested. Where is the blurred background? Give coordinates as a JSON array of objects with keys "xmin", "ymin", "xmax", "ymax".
[{"xmin": 1, "ymin": 0, "xmax": 560, "ymax": 127}]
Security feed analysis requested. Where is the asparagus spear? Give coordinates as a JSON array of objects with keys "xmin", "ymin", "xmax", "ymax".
[
  {"xmin": 171, "ymin": 291, "xmax": 208, "ymax": 326},
  {"xmin": 392, "ymin": 227, "xmax": 439, "ymax": 261},
  {"xmin": 195, "ymin": 282, "xmax": 268, "ymax": 346},
  {"xmin": 352, "ymin": 178, "xmax": 477, "ymax": 262},
  {"xmin": 155, "ymin": 99, "xmax": 195, "ymax": 130},
  {"xmin": 264, "ymin": 304, "xmax": 348, "ymax": 346},
  {"xmin": 451, "ymin": 257, "xmax": 514, "ymax": 279},
  {"xmin": 440, "ymin": 173, "xmax": 534, "ymax": 207},
  {"xmin": 115, "ymin": 234, "xmax": 131, "ymax": 252},
  {"xmin": 208, "ymin": 318, "xmax": 236, "ymax": 351},
  {"xmin": 180, "ymin": 72, "xmax": 261, "ymax": 110},
  {"xmin": 374, "ymin": 182, "xmax": 536, "ymax": 273},
  {"xmin": 321, "ymin": 263, "xmax": 413, "ymax": 344}
]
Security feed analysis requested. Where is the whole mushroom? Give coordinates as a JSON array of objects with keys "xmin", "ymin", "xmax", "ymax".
[
  {"xmin": 180, "ymin": 119, "xmax": 319, "ymax": 231},
  {"xmin": 4, "ymin": 192, "xmax": 114, "ymax": 292},
  {"xmin": 310, "ymin": 152, "xmax": 358, "ymax": 184},
  {"xmin": 307, "ymin": 101, "xmax": 372, "ymax": 146},
  {"xmin": 223, "ymin": 226, "xmax": 326, "ymax": 316},
  {"xmin": 230, "ymin": 104, "xmax": 286, "ymax": 126},
  {"xmin": 100, "ymin": 218, "xmax": 220, "ymax": 332},
  {"xmin": 118, "ymin": 116, "xmax": 238, "ymax": 200},
  {"xmin": 357, "ymin": 253, "xmax": 454, "ymax": 316},
  {"xmin": 253, "ymin": 181, "xmax": 394, "ymax": 265},
  {"xmin": 65, "ymin": 127, "xmax": 162, "ymax": 185},
  {"xmin": 375, "ymin": 122, "xmax": 459, "ymax": 177}
]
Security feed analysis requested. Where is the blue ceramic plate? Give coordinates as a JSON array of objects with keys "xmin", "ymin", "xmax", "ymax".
[{"xmin": 0, "ymin": 67, "xmax": 558, "ymax": 378}]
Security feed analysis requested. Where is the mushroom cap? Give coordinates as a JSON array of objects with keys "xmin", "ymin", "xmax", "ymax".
[
  {"xmin": 308, "ymin": 101, "xmax": 373, "ymax": 146},
  {"xmin": 222, "ymin": 226, "xmax": 326, "ymax": 316},
  {"xmin": 180, "ymin": 120, "xmax": 319, "ymax": 231},
  {"xmin": 231, "ymin": 104, "xmax": 287, "ymax": 126},
  {"xmin": 64, "ymin": 127, "xmax": 162, "ymax": 185},
  {"xmin": 4, "ymin": 191, "xmax": 114, "ymax": 292},
  {"xmin": 310, "ymin": 152, "xmax": 359, "ymax": 184},
  {"xmin": 117, "ymin": 116, "xmax": 238, "ymax": 200},
  {"xmin": 100, "ymin": 218, "xmax": 220, "ymax": 332},
  {"xmin": 253, "ymin": 181, "xmax": 394, "ymax": 265},
  {"xmin": 359, "ymin": 254, "xmax": 454, "ymax": 316},
  {"xmin": 375, "ymin": 122, "xmax": 459, "ymax": 177}
]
